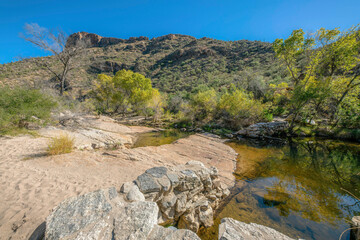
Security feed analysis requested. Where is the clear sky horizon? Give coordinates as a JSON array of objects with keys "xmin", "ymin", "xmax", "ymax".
[{"xmin": 0, "ymin": 0, "xmax": 359, "ymax": 64}]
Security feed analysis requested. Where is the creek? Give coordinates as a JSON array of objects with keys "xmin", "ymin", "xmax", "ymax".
[{"xmin": 133, "ymin": 131, "xmax": 360, "ymax": 240}]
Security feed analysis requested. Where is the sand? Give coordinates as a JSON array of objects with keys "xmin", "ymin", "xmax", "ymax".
[{"xmin": 0, "ymin": 117, "xmax": 237, "ymax": 240}]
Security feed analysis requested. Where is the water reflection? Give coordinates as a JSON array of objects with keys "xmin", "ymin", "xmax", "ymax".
[
  {"xmin": 199, "ymin": 138, "xmax": 360, "ymax": 240},
  {"xmin": 132, "ymin": 129, "xmax": 192, "ymax": 148}
]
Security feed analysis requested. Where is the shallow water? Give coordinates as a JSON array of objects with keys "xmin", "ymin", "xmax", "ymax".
[
  {"xmin": 133, "ymin": 130, "xmax": 360, "ymax": 239},
  {"xmin": 132, "ymin": 129, "xmax": 192, "ymax": 148},
  {"xmin": 199, "ymin": 138, "xmax": 360, "ymax": 240}
]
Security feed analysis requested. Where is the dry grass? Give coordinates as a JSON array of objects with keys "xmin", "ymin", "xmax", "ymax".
[{"xmin": 47, "ymin": 134, "xmax": 74, "ymax": 155}]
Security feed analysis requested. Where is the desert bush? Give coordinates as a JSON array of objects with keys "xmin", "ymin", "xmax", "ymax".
[
  {"xmin": 0, "ymin": 87, "xmax": 57, "ymax": 134},
  {"xmin": 217, "ymin": 88, "xmax": 267, "ymax": 129},
  {"xmin": 190, "ymin": 89, "xmax": 217, "ymax": 122},
  {"xmin": 47, "ymin": 134, "xmax": 74, "ymax": 155},
  {"xmin": 91, "ymin": 70, "xmax": 157, "ymax": 115}
]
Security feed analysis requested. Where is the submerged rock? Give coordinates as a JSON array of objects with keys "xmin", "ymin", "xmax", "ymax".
[{"xmin": 218, "ymin": 218, "xmax": 294, "ymax": 240}]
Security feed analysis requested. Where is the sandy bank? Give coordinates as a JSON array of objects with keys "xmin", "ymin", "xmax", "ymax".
[{"xmin": 0, "ymin": 116, "xmax": 236, "ymax": 240}]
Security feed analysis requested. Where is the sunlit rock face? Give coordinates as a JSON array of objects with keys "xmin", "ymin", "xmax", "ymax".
[
  {"xmin": 42, "ymin": 161, "xmax": 230, "ymax": 239},
  {"xmin": 218, "ymin": 218, "xmax": 294, "ymax": 240},
  {"xmin": 66, "ymin": 32, "xmax": 149, "ymax": 48},
  {"xmin": 132, "ymin": 161, "xmax": 230, "ymax": 232},
  {"xmin": 44, "ymin": 187, "xmax": 200, "ymax": 240}
]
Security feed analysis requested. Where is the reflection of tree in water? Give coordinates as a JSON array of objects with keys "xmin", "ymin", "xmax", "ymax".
[
  {"xmin": 199, "ymin": 139, "xmax": 360, "ymax": 240},
  {"xmin": 262, "ymin": 139, "xmax": 360, "ymax": 224}
]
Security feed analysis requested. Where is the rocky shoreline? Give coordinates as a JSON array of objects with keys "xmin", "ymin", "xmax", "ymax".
[
  {"xmin": 177, "ymin": 120, "xmax": 360, "ymax": 143},
  {"xmin": 35, "ymin": 162, "xmax": 296, "ymax": 240}
]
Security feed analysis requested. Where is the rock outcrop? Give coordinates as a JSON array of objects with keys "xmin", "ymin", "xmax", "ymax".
[
  {"xmin": 39, "ymin": 114, "xmax": 151, "ymax": 150},
  {"xmin": 66, "ymin": 32, "xmax": 149, "ymax": 48},
  {"xmin": 42, "ymin": 163, "xmax": 297, "ymax": 240},
  {"xmin": 42, "ymin": 161, "xmax": 229, "ymax": 239},
  {"xmin": 235, "ymin": 121, "xmax": 289, "ymax": 138},
  {"xmin": 126, "ymin": 161, "xmax": 230, "ymax": 232},
  {"xmin": 218, "ymin": 218, "xmax": 294, "ymax": 240},
  {"xmin": 45, "ymin": 188, "xmax": 200, "ymax": 240}
]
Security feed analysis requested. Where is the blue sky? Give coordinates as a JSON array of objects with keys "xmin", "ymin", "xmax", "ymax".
[{"xmin": 0, "ymin": 0, "xmax": 359, "ymax": 64}]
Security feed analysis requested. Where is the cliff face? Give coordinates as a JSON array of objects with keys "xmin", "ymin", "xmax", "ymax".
[
  {"xmin": 66, "ymin": 32, "xmax": 149, "ymax": 48},
  {"xmin": 0, "ymin": 32, "xmax": 283, "ymax": 93}
]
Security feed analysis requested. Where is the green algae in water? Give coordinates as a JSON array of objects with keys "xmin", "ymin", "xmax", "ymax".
[
  {"xmin": 199, "ymin": 138, "xmax": 360, "ymax": 240},
  {"xmin": 132, "ymin": 129, "xmax": 192, "ymax": 148}
]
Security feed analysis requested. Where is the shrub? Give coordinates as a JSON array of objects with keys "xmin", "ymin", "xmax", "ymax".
[
  {"xmin": 47, "ymin": 134, "xmax": 74, "ymax": 155},
  {"xmin": 217, "ymin": 88, "xmax": 267, "ymax": 129},
  {"xmin": 191, "ymin": 89, "xmax": 217, "ymax": 122},
  {"xmin": 0, "ymin": 87, "xmax": 57, "ymax": 134}
]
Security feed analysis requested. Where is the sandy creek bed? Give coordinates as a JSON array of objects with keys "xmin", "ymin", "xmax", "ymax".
[{"xmin": 0, "ymin": 116, "xmax": 237, "ymax": 240}]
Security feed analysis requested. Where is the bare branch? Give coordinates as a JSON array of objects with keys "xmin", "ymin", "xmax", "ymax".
[{"xmin": 20, "ymin": 23, "xmax": 89, "ymax": 95}]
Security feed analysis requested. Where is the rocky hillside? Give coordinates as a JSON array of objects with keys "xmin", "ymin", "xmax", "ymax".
[{"xmin": 0, "ymin": 32, "xmax": 285, "ymax": 94}]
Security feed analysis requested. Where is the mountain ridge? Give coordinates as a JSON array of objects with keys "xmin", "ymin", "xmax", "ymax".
[{"xmin": 0, "ymin": 32, "xmax": 285, "ymax": 94}]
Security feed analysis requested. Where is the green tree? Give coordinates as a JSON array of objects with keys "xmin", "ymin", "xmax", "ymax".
[
  {"xmin": 0, "ymin": 87, "xmax": 56, "ymax": 133},
  {"xmin": 92, "ymin": 74, "xmax": 114, "ymax": 112},
  {"xmin": 112, "ymin": 69, "xmax": 153, "ymax": 113},
  {"xmin": 273, "ymin": 26, "xmax": 360, "ymax": 129},
  {"xmin": 217, "ymin": 88, "xmax": 267, "ymax": 129},
  {"xmin": 91, "ymin": 70, "xmax": 160, "ymax": 117},
  {"xmin": 191, "ymin": 89, "xmax": 217, "ymax": 122},
  {"xmin": 143, "ymin": 89, "xmax": 165, "ymax": 121}
]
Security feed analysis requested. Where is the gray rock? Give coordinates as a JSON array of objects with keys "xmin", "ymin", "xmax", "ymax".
[
  {"xmin": 126, "ymin": 185, "xmax": 145, "ymax": 202},
  {"xmin": 45, "ymin": 189, "xmax": 113, "ymax": 240},
  {"xmin": 157, "ymin": 176, "xmax": 171, "ymax": 191},
  {"xmin": 108, "ymin": 187, "xmax": 118, "ymax": 200},
  {"xmin": 72, "ymin": 219, "xmax": 112, "ymax": 240},
  {"xmin": 120, "ymin": 181, "xmax": 136, "ymax": 194},
  {"xmin": 147, "ymin": 225, "xmax": 175, "ymax": 239},
  {"xmin": 218, "ymin": 218, "xmax": 294, "ymax": 240},
  {"xmin": 186, "ymin": 161, "xmax": 205, "ymax": 168},
  {"xmin": 113, "ymin": 201, "xmax": 159, "ymax": 240},
  {"xmin": 160, "ymin": 192, "xmax": 177, "ymax": 210},
  {"xmin": 147, "ymin": 225, "xmax": 200, "ymax": 240},
  {"xmin": 166, "ymin": 172, "xmax": 180, "ymax": 186},
  {"xmin": 136, "ymin": 173, "xmax": 161, "ymax": 193},
  {"xmin": 146, "ymin": 167, "xmax": 168, "ymax": 178},
  {"xmin": 164, "ymin": 229, "xmax": 201, "ymax": 240},
  {"xmin": 43, "ymin": 162, "xmax": 232, "ymax": 239},
  {"xmin": 224, "ymin": 133, "xmax": 233, "ymax": 139},
  {"xmin": 235, "ymin": 121, "xmax": 289, "ymax": 138},
  {"xmin": 198, "ymin": 206, "xmax": 213, "ymax": 228}
]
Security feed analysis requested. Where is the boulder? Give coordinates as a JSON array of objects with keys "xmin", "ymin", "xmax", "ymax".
[
  {"xmin": 44, "ymin": 186, "xmax": 202, "ymax": 240},
  {"xmin": 43, "ymin": 161, "xmax": 232, "ymax": 239},
  {"xmin": 120, "ymin": 181, "xmax": 136, "ymax": 194},
  {"xmin": 135, "ymin": 173, "xmax": 162, "ymax": 193},
  {"xmin": 235, "ymin": 121, "xmax": 289, "ymax": 138},
  {"xmin": 133, "ymin": 161, "xmax": 230, "ymax": 232},
  {"xmin": 126, "ymin": 185, "xmax": 145, "ymax": 202},
  {"xmin": 147, "ymin": 225, "xmax": 200, "ymax": 240},
  {"xmin": 113, "ymin": 201, "xmax": 158, "ymax": 239},
  {"xmin": 45, "ymin": 189, "xmax": 113, "ymax": 240},
  {"xmin": 218, "ymin": 218, "xmax": 294, "ymax": 240}
]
